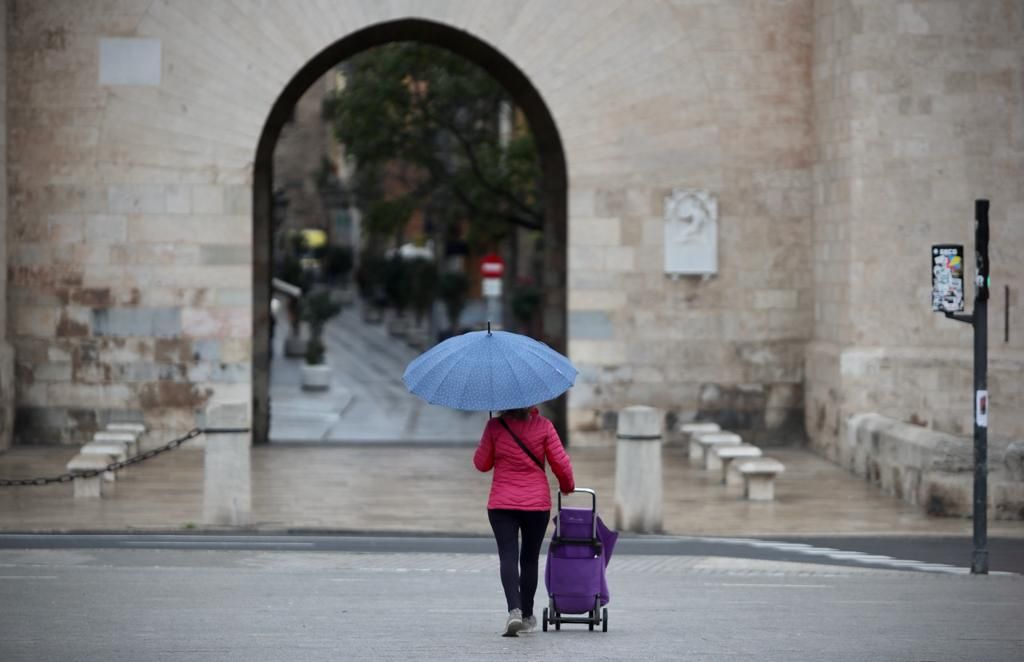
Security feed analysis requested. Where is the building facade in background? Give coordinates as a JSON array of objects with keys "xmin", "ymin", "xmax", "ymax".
[{"xmin": 1, "ymin": 1, "xmax": 1021, "ymax": 467}]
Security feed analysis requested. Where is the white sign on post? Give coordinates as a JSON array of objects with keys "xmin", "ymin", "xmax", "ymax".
[
  {"xmin": 976, "ymin": 390, "xmax": 988, "ymax": 428},
  {"xmin": 482, "ymin": 277, "xmax": 502, "ymax": 298}
]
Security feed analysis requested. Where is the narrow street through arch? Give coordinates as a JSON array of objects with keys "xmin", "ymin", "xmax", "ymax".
[{"xmin": 269, "ymin": 302, "xmax": 484, "ymax": 445}]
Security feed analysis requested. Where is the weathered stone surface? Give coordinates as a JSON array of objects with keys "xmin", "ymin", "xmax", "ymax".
[
  {"xmin": 1, "ymin": 0, "xmax": 1021, "ymax": 457},
  {"xmin": 845, "ymin": 413, "xmax": 1023, "ymax": 518},
  {"xmin": 202, "ymin": 402, "xmax": 252, "ymax": 526},
  {"xmin": 91, "ymin": 307, "xmax": 182, "ymax": 338},
  {"xmin": 1006, "ymin": 442, "xmax": 1024, "ymax": 482}
]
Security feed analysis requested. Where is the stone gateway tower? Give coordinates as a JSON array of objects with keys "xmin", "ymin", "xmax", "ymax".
[{"xmin": 1, "ymin": 1, "xmax": 1022, "ymax": 476}]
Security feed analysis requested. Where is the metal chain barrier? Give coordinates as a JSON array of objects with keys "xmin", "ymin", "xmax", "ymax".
[{"xmin": 0, "ymin": 427, "xmax": 250, "ymax": 487}]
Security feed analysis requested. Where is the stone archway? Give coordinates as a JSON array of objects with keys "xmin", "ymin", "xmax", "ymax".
[{"xmin": 250, "ymin": 19, "xmax": 568, "ymax": 444}]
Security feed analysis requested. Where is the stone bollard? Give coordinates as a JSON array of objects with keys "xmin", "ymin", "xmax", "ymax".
[
  {"xmin": 202, "ymin": 402, "xmax": 252, "ymax": 527},
  {"xmin": 614, "ymin": 405, "xmax": 663, "ymax": 533}
]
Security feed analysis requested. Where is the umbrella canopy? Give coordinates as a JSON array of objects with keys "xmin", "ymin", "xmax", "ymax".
[{"xmin": 403, "ymin": 329, "xmax": 577, "ymax": 411}]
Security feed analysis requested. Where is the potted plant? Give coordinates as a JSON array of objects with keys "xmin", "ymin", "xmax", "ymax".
[
  {"xmin": 300, "ymin": 290, "xmax": 343, "ymax": 391},
  {"xmin": 438, "ymin": 270, "xmax": 469, "ymax": 341}
]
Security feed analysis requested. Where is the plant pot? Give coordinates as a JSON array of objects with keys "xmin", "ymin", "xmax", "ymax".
[{"xmin": 300, "ymin": 363, "xmax": 331, "ymax": 391}]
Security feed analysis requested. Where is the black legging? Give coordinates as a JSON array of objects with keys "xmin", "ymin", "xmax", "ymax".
[{"xmin": 487, "ymin": 509, "xmax": 550, "ymax": 617}]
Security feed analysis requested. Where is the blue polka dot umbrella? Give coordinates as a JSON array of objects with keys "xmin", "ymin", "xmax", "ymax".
[{"xmin": 403, "ymin": 328, "xmax": 578, "ymax": 411}]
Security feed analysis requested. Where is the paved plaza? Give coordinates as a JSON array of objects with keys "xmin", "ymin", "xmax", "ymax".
[
  {"xmin": 2, "ymin": 304, "xmax": 1023, "ymax": 567},
  {"xmin": 3, "ymin": 303, "xmax": 1023, "ymax": 659},
  {"xmin": 0, "ymin": 545, "xmax": 1021, "ymax": 662}
]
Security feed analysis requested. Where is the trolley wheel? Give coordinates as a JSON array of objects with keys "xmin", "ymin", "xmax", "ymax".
[
  {"xmin": 602, "ymin": 608, "xmax": 608, "ymax": 632},
  {"xmin": 555, "ymin": 616, "xmax": 560, "ymax": 632},
  {"xmin": 542, "ymin": 608, "xmax": 548, "ymax": 632}
]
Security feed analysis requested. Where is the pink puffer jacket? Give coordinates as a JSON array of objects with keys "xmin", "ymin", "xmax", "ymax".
[{"xmin": 473, "ymin": 409, "xmax": 575, "ymax": 511}]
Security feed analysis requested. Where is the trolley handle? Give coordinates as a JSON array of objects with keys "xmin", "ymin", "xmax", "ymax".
[{"xmin": 556, "ymin": 487, "xmax": 598, "ymax": 541}]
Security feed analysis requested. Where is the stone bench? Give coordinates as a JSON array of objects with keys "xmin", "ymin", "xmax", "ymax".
[
  {"xmin": 738, "ymin": 458, "xmax": 785, "ymax": 501},
  {"xmin": 691, "ymin": 431, "xmax": 742, "ymax": 467},
  {"xmin": 714, "ymin": 444, "xmax": 763, "ymax": 486},
  {"xmin": 98, "ymin": 428, "xmax": 142, "ymax": 456},
  {"xmin": 66, "ymin": 453, "xmax": 114, "ymax": 498},
  {"xmin": 81, "ymin": 442, "xmax": 128, "ymax": 482},
  {"xmin": 679, "ymin": 422, "xmax": 720, "ymax": 454}
]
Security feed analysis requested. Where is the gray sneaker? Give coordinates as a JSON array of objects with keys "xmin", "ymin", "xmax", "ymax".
[
  {"xmin": 521, "ymin": 615, "xmax": 537, "ymax": 633},
  {"xmin": 503, "ymin": 608, "xmax": 524, "ymax": 637}
]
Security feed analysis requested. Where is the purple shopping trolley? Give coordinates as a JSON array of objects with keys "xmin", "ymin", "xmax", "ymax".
[{"xmin": 542, "ymin": 488, "xmax": 618, "ymax": 632}]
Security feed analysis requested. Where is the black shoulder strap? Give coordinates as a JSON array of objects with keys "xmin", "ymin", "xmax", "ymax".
[{"xmin": 497, "ymin": 418, "xmax": 544, "ymax": 471}]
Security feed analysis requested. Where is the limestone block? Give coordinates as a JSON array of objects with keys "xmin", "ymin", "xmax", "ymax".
[
  {"xmin": 96, "ymin": 430, "xmax": 139, "ymax": 456},
  {"xmin": 739, "ymin": 458, "xmax": 785, "ymax": 501},
  {"xmin": 568, "ymin": 310, "xmax": 614, "ymax": 340},
  {"xmin": 91, "ymin": 307, "xmax": 182, "ymax": 338},
  {"xmin": 703, "ymin": 433, "xmax": 745, "ymax": 471},
  {"xmin": 81, "ymin": 442, "xmax": 127, "ymax": 481},
  {"xmin": 192, "ymin": 186, "xmax": 224, "ymax": 214},
  {"xmin": 677, "ymin": 422, "xmax": 719, "ymax": 454},
  {"xmin": 715, "ymin": 444, "xmax": 762, "ymax": 485},
  {"xmin": 1005, "ymin": 442, "xmax": 1024, "ymax": 482},
  {"xmin": 570, "ymin": 217, "xmax": 621, "ymax": 246},
  {"xmin": 690, "ymin": 431, "xmax": 742, "ymax": 466},
  {"xmin": 0, "ymin": 341, "xmax": 14, "ymax": 453},
  {"xmin": 67, "ymin": 453, "xmax": 112, "ymax": 498}
]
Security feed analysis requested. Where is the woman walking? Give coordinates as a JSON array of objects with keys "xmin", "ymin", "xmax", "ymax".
[{"xmin": 474, "ymin": 406, "xmax": 575, "ymax": 636}]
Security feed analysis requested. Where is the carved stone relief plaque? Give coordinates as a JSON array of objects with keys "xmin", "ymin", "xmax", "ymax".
[{"xmin": 664, "ymin": 189, "xmax": 718, "ymax": 275}]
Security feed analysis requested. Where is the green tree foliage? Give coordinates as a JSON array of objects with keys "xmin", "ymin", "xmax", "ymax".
[{"xmin": 324, "ymin": 42, "xmax": 543, "ymax": 249}]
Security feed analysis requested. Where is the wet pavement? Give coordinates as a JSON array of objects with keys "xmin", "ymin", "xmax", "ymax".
[
  {"xmin": 1, "ymin": 298, "xmax": 1022, "ymax": 545},
  {"xmin": 269, "ymin": 301, "xmax": 484, "ymax": 444}
]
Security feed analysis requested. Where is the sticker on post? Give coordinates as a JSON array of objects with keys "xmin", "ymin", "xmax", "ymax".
[
  {"xmin": 932, "ymin": 245, "xmax": 964, "ymax": 313},
  {"xmin": 976, "ymin": 390, "xmax": 988, "ymax": 428}
]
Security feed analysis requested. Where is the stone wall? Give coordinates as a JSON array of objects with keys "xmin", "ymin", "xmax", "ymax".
[
  {"xmin": 568, "ymin": 0, "xmax": 814, "ymax": 445},
  {"xmin": 3, "ymin": 1, "xmax": 1020, "ymax": 451},
  {"xmin": 6, "ymin": 1, "xmax": 818, "ymax": 447},
  {"xmin": 0, "ymin": 0, "xmax": 13, "ymax": 452},
  {"xmin": 845, "ymin": 413, "xmax": 1024, "ymax": 520},
  {"xmin": 807, "ymin": 0, "xmax": 1024, "ymax": 460}
]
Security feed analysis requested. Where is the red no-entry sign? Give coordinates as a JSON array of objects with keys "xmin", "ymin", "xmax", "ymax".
[{"xmin": 480, "ymin": 253, "xmax": 505, "ymax": 278}]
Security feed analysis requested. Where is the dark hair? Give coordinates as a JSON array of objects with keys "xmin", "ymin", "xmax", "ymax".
[{"xmin": 499, "ymin": 407, "xmax": 531, "ymax": 421}]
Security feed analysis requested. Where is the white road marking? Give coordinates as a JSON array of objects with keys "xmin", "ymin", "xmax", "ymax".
[{"xmin": 0, "ymin": 575, "xmax": 58, "ymax": 579}]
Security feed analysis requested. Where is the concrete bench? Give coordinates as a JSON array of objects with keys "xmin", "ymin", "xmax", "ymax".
[
  {"xmin": 81, "ymin": 442, "xmax": 128, "ymax": 482},
  {"xmin": 738, "ymin": 458, "xmax": 785, "ymax": 501},
  {"xmin": 95, "ymin": 430, "xmax": 140, "ymax": 456},
  {"xmin": 691, "ymin": 431, "xmax": 742, "ymax": 467},
  {"xmin": 106, "ymin": 423, "xmax": 145, "ymax": 450},
  {"xmin": 714, "ymin": 444, "xmax": 763, "ymax": 486},
  {"xmin": 66, "ymin": 453, "xmax": 113, "ymax": 498},
  {"xmin": 106, "ymin": 422, "xmax": 146, "ymax": 434},
  {"xmin": 679, "ymin": 422, "xmax": 720, "ymax": 454}
]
